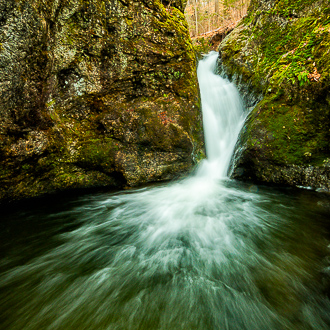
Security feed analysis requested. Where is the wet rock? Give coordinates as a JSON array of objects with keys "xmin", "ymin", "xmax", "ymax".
[
  {"xmin": 7, "ymin": 131, "xmax": 49, "ymax": 159},
  {"xmin": 219, "ymin": 0, "xmax": 330, "ymax": 190},
  {"xmin": 0, "ymin": 0, "xmax": 204, "ymax": 201}
]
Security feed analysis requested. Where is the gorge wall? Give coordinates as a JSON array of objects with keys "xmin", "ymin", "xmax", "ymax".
[
  {"xmin": 219, "ymin": 0, "xmax": 330, "ymax": 191},
  {"xmin": 0, "ymin": 0, "xmax": 204, "ymax": 201}
]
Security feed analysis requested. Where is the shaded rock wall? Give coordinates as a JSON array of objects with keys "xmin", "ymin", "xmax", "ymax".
[
  {"xmin": 0, "ymin": 0, "xmax": 204, "ymax": 201},
  {"xmin": 219, "ymin": 0, "xmax": 330, "ymax": 191}
]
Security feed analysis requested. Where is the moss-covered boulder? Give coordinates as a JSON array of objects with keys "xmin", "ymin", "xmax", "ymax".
[
  {"xmin": 219, "ymin": 0, "xmax": 330, "ymax": 191},
  {"xmin": 0, "ymin": 0, "xmax": 204, "ymax": 201}
]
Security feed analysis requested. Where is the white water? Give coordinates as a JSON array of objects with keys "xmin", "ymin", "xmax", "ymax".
[
  {"xmin": 196, "ymin": 51, "xmax": 246, "ymax": 178},
  {"xmin": 1, "ymin": 52, "xmax": 329, "ymax": 330}
]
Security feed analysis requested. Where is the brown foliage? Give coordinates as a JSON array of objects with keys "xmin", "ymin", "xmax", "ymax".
[{"xmin": 185, "ymin": 0, "xmax": 250, "ymax": 37}]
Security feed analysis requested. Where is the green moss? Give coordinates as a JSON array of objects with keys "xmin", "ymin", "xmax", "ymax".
[
  {"xmin": 247, "ymin": 96, "xmax": 330, "ymax": 166},
  {"xmin": 221, "ymin": 0, "xmax": 330, "ymax": 172},
  {"xmin": 0, "ymin": 0, "xmax": 203, "ymax": 202},
  {"xmin": 222, "ymin": 2, "xmax": 330, "ymax": 94}
]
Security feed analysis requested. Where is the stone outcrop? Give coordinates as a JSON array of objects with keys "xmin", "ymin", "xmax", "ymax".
[
  {"xmin": 219, "ymin": 0, "xmax": 330, "ymax": 191},
  {"xmin": 0, "ymin": 0, "xmax": 204, "ymax": 201}
]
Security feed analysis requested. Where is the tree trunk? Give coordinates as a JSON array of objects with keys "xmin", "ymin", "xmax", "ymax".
[
  {"xmin": 194, "ymin": 0, "xmax": 198, "ymax": 36},
  {"xmin": 215, "ymin": 0, "xmax": 219, "ymax": 13}
]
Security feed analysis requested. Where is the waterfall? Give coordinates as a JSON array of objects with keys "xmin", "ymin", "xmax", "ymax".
[
  {"xmin": 1, "ymin": 52, "xmax": 329, "ymax": 330},
  {"xmin": 196, "ymin": 51, "xmax": 246, "ymax": 179}
]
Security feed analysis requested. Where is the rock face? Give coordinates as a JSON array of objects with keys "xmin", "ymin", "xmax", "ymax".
[
  {"xmin": 0, "ymin": 0, "xmax": 204, "ymax": 201},
  {"xmin": 219, "ymin": 0, "xmax": 330, "ymax": 191}
]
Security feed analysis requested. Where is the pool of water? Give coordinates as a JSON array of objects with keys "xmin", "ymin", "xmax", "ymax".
[{"xmin": 0, "ymin": 180, "xmax": 329, "ymax": 330}]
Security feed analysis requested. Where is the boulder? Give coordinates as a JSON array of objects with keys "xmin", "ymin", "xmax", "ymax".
[
  {"xmin": 219, "ymin": 0, "xmax": 330, "ymax": 191},
  {"xmin": 0, "ymin": 0, "xmax": 204, "ymax": 201}
]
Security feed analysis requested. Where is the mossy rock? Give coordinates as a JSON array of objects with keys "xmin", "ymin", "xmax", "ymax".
[
  {"xmin": 220, "ymin": 0, "xmax": 330, "ymax": 191},
  {"xmin": 0, "ymin": 0, "xmax": 204, "ymax": 202}
]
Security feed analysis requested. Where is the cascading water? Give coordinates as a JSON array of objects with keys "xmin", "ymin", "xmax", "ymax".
[
  {"xmin": 196, "ymin": 51, "xmax": 246, "ymax": 178},
  {"xmin": 0, "ymin": 52, "xmax": 329, "ymax": 330}
]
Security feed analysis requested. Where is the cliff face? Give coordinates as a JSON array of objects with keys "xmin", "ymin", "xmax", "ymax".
[
  {"xmin": 0, "ymin": 0, "xmax": 204, "ymax": 201},
  {"xmin": 219, "ymin": 0, "xmax": 330, "ymax": 191}
]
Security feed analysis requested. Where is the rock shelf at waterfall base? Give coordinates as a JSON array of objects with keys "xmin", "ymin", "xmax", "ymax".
[{"xmin": 218, "ymin": 0, "xmax": 330, "ymax": 191}]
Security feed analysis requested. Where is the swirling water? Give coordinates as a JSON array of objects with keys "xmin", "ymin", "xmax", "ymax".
[{"xmin": 0, "ymin": 52, "xmax": 330, "ymax": 330}]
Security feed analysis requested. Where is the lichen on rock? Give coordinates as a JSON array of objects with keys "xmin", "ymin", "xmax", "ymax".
[
  {"xmin": 219, "ymin": 0, "xmax": 330, "ymax": 191},
  {"xmin": 0, "ymin": 0, "xmax": 204, "ymax": 201}
]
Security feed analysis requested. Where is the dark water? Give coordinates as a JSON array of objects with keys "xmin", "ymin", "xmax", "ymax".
[{"xmin": 0, "ymin": 181, "xmax": 329, "ymax": 330}]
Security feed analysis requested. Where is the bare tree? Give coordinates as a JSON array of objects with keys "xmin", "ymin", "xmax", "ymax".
[{"xmin": 185, "ymin": 0, "xmax": 250, "ymax": 37}]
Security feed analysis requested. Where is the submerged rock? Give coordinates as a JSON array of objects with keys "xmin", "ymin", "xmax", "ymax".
[
  {"xmin": 0, "ymin": 0, "xmax": 204, "ymax": 201},
  {"xmin": 219, "ymin": 0, "xmax": 330, "ymax": 191}
]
